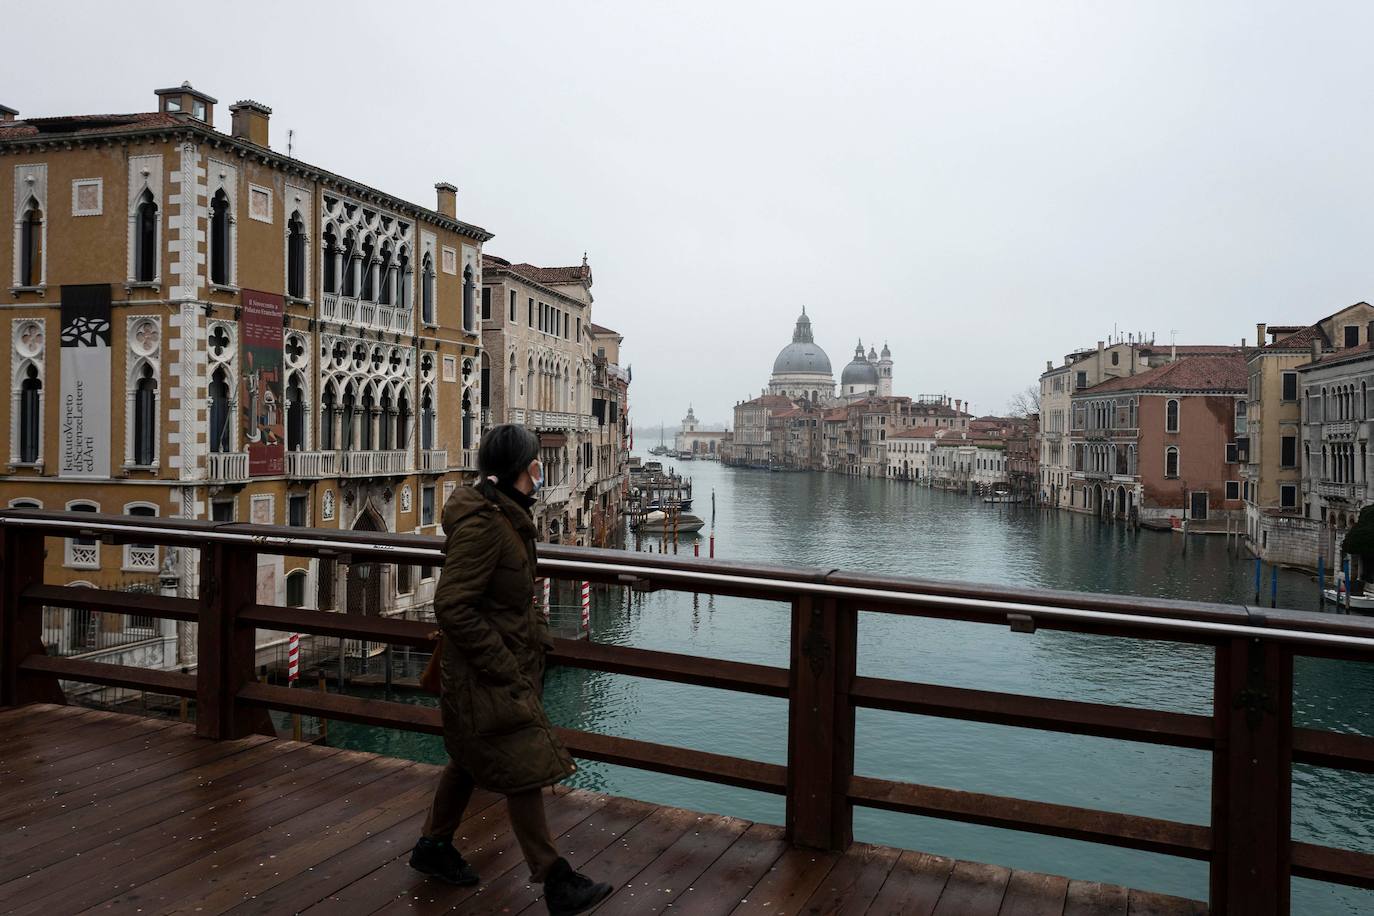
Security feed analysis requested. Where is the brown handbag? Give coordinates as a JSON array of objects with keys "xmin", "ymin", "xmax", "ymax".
[{"xmin": 419, "ymin": 630, "xmax": 443, "ymax": 695}]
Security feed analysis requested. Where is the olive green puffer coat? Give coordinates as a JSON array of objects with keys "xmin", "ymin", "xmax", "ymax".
[{"xmin": 433, "ymin": 481, "xmax": 575, "ymax": 794}]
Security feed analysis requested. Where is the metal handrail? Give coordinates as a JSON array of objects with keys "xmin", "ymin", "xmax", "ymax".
[{"xmin": 3, "ymin": 509, "xmax": 1372, "ymax": 652}]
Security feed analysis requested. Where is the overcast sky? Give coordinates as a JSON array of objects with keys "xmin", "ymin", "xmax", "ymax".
[{"xmin": 9, "ymin": 1, "xmax": 1374, "ymax": 427}]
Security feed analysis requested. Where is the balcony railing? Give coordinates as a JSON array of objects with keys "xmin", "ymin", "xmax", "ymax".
[
  {"xmin": 3, "ymin": 509, "xmax": 1374, "ymax": 915},
  {"xmin": 205, "ymin": 451, "xmax": 249, "ymax": 483},
  {"xmin": 1316, "ymin": 480, "xmax": 1365, "ymax": 501},
  {"xmin": 420, "ymin": 449, "xmax": 448, "ymax": 473},
  {"xmin": 506, "ymin": 408, "xmax": 593, "ymax": 432},
  {"xmin": 339, "ymin": 449, "xmax": 410, "ymax": 477},
  {"xmin": 319, "ymin": 294, "xmax": 412, "ymax": 335},
  {"xmin": 1324, "ymin": 421, "xmax": 1356, "ymax": 438},
  {"xmin": 285, "ymin": 450, "xmax": 339, "ymax": 479}
]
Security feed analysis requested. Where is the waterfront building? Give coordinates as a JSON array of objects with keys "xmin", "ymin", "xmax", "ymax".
[
  {"xmin": 0, "ymin": 83, "xmax": 489, "ymax": 665},
  {"xmin": 907, "ymin": 395, "xmax": 972, "ymax": 430},
  {"xmin": 674, "ymin": 405, "xmax": 728, "ymax": 457},
  {"xmin": 840, "ymin": 341, "xmax": 895, "ymax": 401},
  {"xmin": 1244, "ymin": 305, "xmax": 1374, "ymax": 567},
  {"xmin": 886, "ymin": 426, "xmax": 952, "ymax": 480},
  {"xmin": 1069, "ymin": 355, "xmax": 1246, "ymax": 524},
  {"xmin": 768, "ymin": 308, "xmax": 834, "ymax": 401},
  {"xmin": 730, "ymin": 393, "xmax": 793, "ymax": 466},
  {"xmin": 588, "ymin": 323, "xmax": 631, "ymax": 546},
  {"xmin": 1039, "ymin": 339, "xmax": 1243, "ymax": 509},
  {"xmin": 480, "ymin": 254, "xmax": 628, "ymax": 546},
  {"xmin": 1297, "ymin": 331, "xmax": 1374, "ymax": 572},
  {"xmin": 1006, "ymin": 414, "xmax": 1040, "ymax": 500},
  {"xmin": 768, "ymin": 404, "xmax": 823, "ymax": 470},
  {"xmin": 928, "ymin": 433, "xmax": 1008, "ymax": 491}
]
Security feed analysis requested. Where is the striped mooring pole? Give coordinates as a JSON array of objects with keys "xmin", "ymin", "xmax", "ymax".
[
  {"xmin": 288, "ymin": 633, "xmax": 300, "ymax": 682},
  {"xmin": 580, "ymin": 581, "xmax": 591, "ymax": 636},
  {"xmin": 542, "ymin": 577, "xmax": 551, "ymax": 620}
]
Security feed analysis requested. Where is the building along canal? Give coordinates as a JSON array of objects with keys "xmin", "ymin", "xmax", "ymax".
[{"xmin": 327, "ymin": 458, "xmax": 1374, "ymax": 914}]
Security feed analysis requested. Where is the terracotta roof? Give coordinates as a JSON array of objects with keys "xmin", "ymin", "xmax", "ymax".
[
  {"xmin": 0, "ymin": 112, "xmax": 183, "ymax": 140},
  {"xmin": 1085, "ymin": 355, "xmax": 1247, "ymax": 394},
  {"xmin": 510, "ymin": 263, "xmax": 590, "ymax": 285},
  {"xmin": 1263, "ymin": 324, "xmax": 1330, "ymax": 351},
  {"xmin": 739, "ymin": 395, "xmax": 794, "ymax": 408},
  {"xmin": 1299, "ymin": 340, "xmax": 1374, "ymax": 370},
  {"xmin": 891, "ymin": 426, "xmax": 946, "ymax": 439},
  {"xmin": 822, "ymin": 407, "xmax": 850, "ymax": 420},
  {"xmin": 587, "ymin": 323, "xmax": 618, "ymax": 336}
]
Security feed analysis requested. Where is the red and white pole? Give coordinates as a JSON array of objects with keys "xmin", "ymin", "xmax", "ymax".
[
  {"xmin": 542, "ymin": 577, "xmax": 551, "ymax": 620},
  {"xmin": 580, "ymin": 581, "xmax": 591, "ymax": 636},
  {"xmin": 288, "ymin": 633, "xmax": 300, "ymax": 683}
]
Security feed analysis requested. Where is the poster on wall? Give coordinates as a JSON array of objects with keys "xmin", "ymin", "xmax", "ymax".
[
  {"xmin": 241, "ymin": 289, "xmax": 286, "ymax": 476},
  {"xmin": 58, "ymin": 284, "xmax": 112, "ymax": 478}
]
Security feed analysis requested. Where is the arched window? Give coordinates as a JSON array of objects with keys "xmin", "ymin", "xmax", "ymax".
[
  {"xmin": 421, "ymin": 387, "xmax": 435, "ymax": 451},
  {"xmin": 287, "ymin": 211, "xmax": 306, "ymax": 299},
  {"xmin": 123, "ymin": 503, "xmax": 159, "ymax": 572},
  {"xmin": 461, "ymin": 391, "xmax": 473, "ymax": 450},
  {"xmin": 20, "ymin": 199, "xmax": 43, "ymax": 287},
  {"xmin": 360, "ymin": 388, "xmax": 375, "ymax": 450},
  {"xmin": 209, "ymin": 189, "xmax": 231, "ymax": 286},
  {"xmin": 421, "ymin": 254, "xmax": 435, "ymax": 325},
  {"xmin": 322, "ymin": 226, "xmax": 338, "ymax": 294},
  {"xmin": 19, "ymin": 364, "xmax": 41, "ymax": 464},
  {"xmin": 1165, "ymin": 399, "xmax": 1180, "ymax": 433},
  {"xmin": 208, "ymin": 367, "xmax": 231, "ymax": 453},
  {"xmin": 341, "ymin": 231, "xmax": 357, "ymax": 297},
  {"xmin": 286, "ymin": 570, "xmax": 307, "ymax": 608},
  {"xmin": 66, "ymin": 501, "xmax": 99, "ymax": 568},
  {"xmin": 399, "ymin": 248, "xmax": 412, "ymax": 310},
  {"xmin": 462, "ymin": 264, "xmax": 475, "ymax": 331},
  {"xmin": 133, "ymin": 363, "xmax": 157, "ymax": 466},
  {"xmin": 379, "ymin": 389, "xmax": 394, "ymax": 450},
  {"xmin": 286, "ymin": 373, "xmax": 305, "ymax": 451},
  {"xmin": 378, "ymin": 243, "xmax": 393, "ymax": 305},
  {"xmin": 361, "ymin": 236, "xmax": 376, "ymax": 301},
  {"xmin": 396, "ymin": 389, "xmax": 411, "ymax": 449},
  {"xmin": 341, "ymin": 384, "xmax": 356, "ymax": 450},
  {"xmin": 135, "ymin": 191, "xmax": 158, "ymax": 282},
  {"xmin": 1165, "ymin": 446, "xmax": 1179, "ymax": 478},
  {"xmin": 320, "ymin": 384, "xmax": 336, "ymax": 450}
]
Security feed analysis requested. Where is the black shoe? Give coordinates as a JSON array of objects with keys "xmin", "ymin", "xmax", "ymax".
[
  {"xmin": 409, "ymin": 836, "xmax": 480, "ymax": 886},
  {"xmin": 543, "ymin": 857, "xmax": 613, "ymax": 915}
]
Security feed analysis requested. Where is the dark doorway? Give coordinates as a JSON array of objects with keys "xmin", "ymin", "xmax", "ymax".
[{"xmin": 1190, "ymin": 491, "xmax": 1209, "ymax": 521}]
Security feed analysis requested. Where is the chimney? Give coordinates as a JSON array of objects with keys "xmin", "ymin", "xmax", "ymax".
[
  {"xmin": 0, "ymin": 105, "xmax": 16, "ymax": 123},
  {"xmin": 1256, "ymin": 322, "xmax": 1267, "ymax": 346},
  {"xmin": 228, "ymin": 100, "xmax": 271, "ymax": 147},
  {"xmin": 154, "ymin": 81, "xmax": 217, "ymax": 126},
  {"xmin": 1312, "ymin": 340, "xmax": 1322, "ymax": 363},
  {"xmin": 435, "ymin": 182, "xmax": 457, "ymax": 218},
  {"xmin": 1046, "ymin": 360, "xmax": 1053, "ymax": 372}
]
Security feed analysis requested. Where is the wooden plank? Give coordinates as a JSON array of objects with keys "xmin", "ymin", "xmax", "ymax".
[
  {"xmin": 677, "ymin": 823, "xmax": 790, "ymax": 916},
  {"xmin": 786, "ymin": 595, "xmax": 853, "ymax": 849},
  {"xmin": 557, "ymin": 726, "xmax": 788, "ymax": 795},
  {"xmin": 0, "ymin": 738, "xmax": 302, "ymax": 870},
  {"xmin": 998, "ymin": 870, "xmax": 1070, "ymax": 916},
  {"xmin": 500, "ymin": 802, "xmax": 698, "ymax": 916},
  {"xmin": 20, "ymin": 584, "xmax": 199, "ymax": 622},
  {"xmin": 930, "ymin": 861, "xmax": 1012, "ymax": 916},
  {"xmin": 851, "ymin": 676, "xmax": 1213, "ymax": 750},
  {"xmin": 238, "ymin": 681, "xmax": 442, "ymax": 733},
  {"xmin": 0, "ymin": 707, "xmax": 145, "ymax": 765},
  {"xmin": 315, "ymin": 787, "xmax": 620, "ymax": 916},
  {"xmin": 593, "ymin": 812, "xmax": 751, "ymax": 914},
  {"xmin": 197, "ymin": 541, "xmax": 259, "ymax": 739},
  {"xmin": 1125, "ymin": 889, "xmax": 1208, "ymax": 916},
  {"xmin": 0, "ymin": 715, "xmax": 181, "ymax": 805},
  {"xmin": 1062, "ymin": 881, "xmax": 1128, "ymax": 916},
  {"xmin": 1, "ymin": 523, "xmax": 57, "ymax": 706},
  {"xmin": 1292, "ymin": 727, "xmax": 1374, "ymax": 774},
  {"xmin": 19, "ymin": 655, "xmax": 197, "ymax": 697},
  {"xmin": 866, "ymin": 850, "xmax": 955, "ymax": 916},
  {"xmin": 794, "ymin": 842, "xmax": 899, "ymax": 915},
  {"xmin": 727, "ymin": 845, "xmax": 840, "ymax": 916},
  {"xmin": 848, "ymin": 775, "xmax": 1211, "ymax": 859},
  {"xmin": 550, "ymin": 638, "xmax": 790, "ymax": 697},
  {"xmin": 241, "ymin": 603, "xmax": 436, "ymax": 648},
  {"xmin": 0, "ymin": 702, "xmax": 93, "ymax": 738},
  {"xmin": 0, "ymin": 732, "xmax": 271, "ymax": 836},
  {"xmin": 3, "ymin": 749, "xmax": 379, "ymax": 915},
  {"xmin": 84, "ymin": 759, "xmax": 430, "ymax": 914},
  {"xmin": 1292, "ymin": 839, "xmax": 1374, "ymax": 888}
]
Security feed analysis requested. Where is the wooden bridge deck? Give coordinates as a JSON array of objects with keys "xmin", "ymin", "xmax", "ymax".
[{"xmin": 0, "ymin": 704, "xmax": 1207, "ymax": 915}]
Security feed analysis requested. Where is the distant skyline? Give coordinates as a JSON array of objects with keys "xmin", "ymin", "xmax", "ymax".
[{"xmin": 7, "ymin": 2, "xmax": 1374, "ymax": 429}]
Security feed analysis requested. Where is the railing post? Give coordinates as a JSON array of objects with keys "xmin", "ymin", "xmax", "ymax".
[
  {"xmin": 785, "ymin": 594, "xmax": 855, "ymax": 850},
  {"xmin": 197, "ymin": 541, "xmax": 259, "ymax": 739},
  {"xmin": 0, "ymin": 524, "xmax": 57, "ymax": 707},
  {"xmin": 1210, "ymin": 636, "xmax": 1292, "ymax": 915}
]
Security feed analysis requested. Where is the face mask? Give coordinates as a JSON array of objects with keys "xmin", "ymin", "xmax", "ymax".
[{"xmin": 530, "ymin": 460, "xmax": 544, "ymax": 494}]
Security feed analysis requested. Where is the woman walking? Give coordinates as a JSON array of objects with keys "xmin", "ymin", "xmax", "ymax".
[{"xmin": 410, "ymin": 425, "xmax": 612, "ymax": 915}]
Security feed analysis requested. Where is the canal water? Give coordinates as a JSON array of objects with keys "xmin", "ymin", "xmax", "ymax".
[{"xmin": 329, "ymin": 459, "xmax": 1374, "ymax": 913}]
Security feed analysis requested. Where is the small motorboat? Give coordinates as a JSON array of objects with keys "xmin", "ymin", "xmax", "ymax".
[
  {"xmin": 631, "ymin": 510, "xmax": 705, "ymax": 534},
  {"xmin": 1323, "ymin": 588, "xmax": 1374, "ymax": 610},
  {"xmin": 983, "ymin": 490, "xmax": 1017, "ymax": 504}
]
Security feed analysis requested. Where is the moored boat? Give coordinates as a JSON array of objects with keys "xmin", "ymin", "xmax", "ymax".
[
  {"xmin": 631, "ymin": 510, "xmax": 706, "ymax": 534},
  {"xmin": 1323, "ymin": 588, "xmax": 1374, "ymax": 610}
]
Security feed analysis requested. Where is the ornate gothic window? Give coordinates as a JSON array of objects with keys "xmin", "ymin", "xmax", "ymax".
[
  {"xmin": 323, "ymin": 226, "xmax": 338, "ymax": 294},
  {"xmin": 18, "ymin": 364, "xmax": 40, "ymax": 464},
  {"xmin": 19, "ymin": 199, "xmax": 43, "ymax": 287},
  {"xmin": 421, "ymin": 254, "xmax": 435, "ymax": 325},
  {"xmin": 134, "ymin": 191, "xmax": 158, "ymax": 282},
  {"xmin": 396, "ymin": 389, "xmax": 411, "ymax": 449},
  {"xmin": 287, "ymin": 211, "xmax": 306, "ymax": 298},
  {"xmin": 209, "ymin": 367, "xmax": 232, "ymax": 453},
  {"xmin": 286, "ymin": 372, "xmax": 305, "ymax": 451},
  {"xmin": 462, "ymin": 265, "xmax": 475, "ymax": 331},
  {"xmin": 133, "ymin": 363, "xmax": 157, "ymax": 466},
  {"xmin": 421, "ymin": 386, "xmax": 435, "ymax": 451},
  {"xmin": 341, "ymin": 231, "xmax": 357, "ymax": 297},
  {"xmin": 320, "ymin": 383, "xmax": 337, "ymax": 450},
  {"xmin": 210, "ymin": 189, "xmax": 232, "ymax": 285}
]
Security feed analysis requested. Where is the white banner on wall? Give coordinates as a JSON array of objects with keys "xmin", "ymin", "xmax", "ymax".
[{"xmin": 58, "ymin": 284, "xmax": 112, "ymax": 479}]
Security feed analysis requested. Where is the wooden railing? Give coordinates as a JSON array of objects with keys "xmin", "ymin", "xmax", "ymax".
[{"xmin": 3, "ymin": 509, "xmax": 1374, "ymax": 915}]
